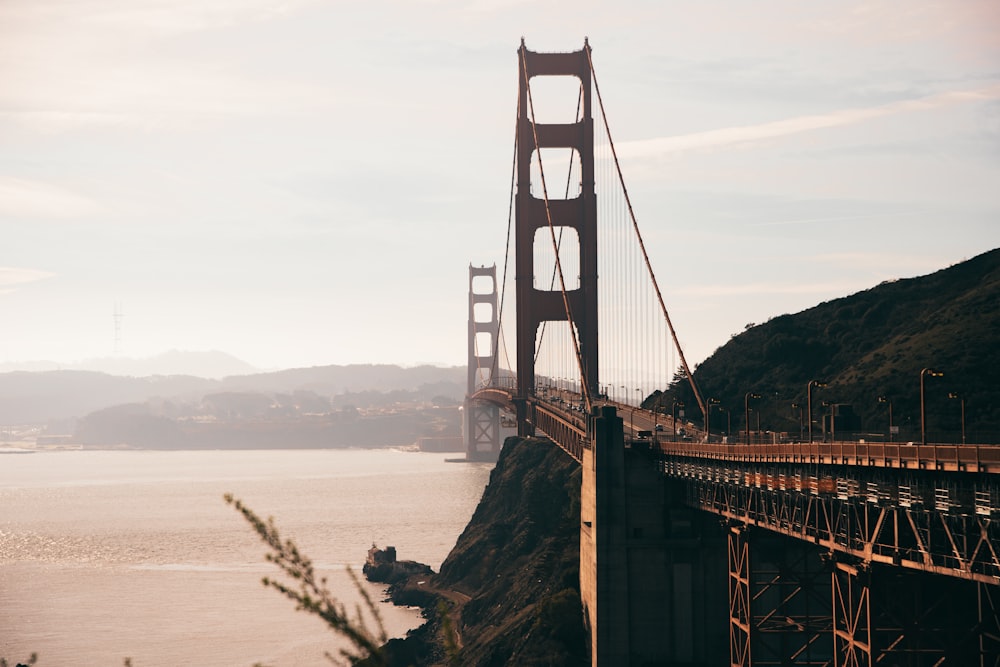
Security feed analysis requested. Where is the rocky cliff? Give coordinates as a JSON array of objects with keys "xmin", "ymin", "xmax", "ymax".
[{"xmin": 373, "ymin": 436, "xmax": 587, "ymax": 666}]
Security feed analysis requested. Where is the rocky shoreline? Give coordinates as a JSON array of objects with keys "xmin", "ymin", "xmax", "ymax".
[{"xmin": 362, "ymin": 436, "xmax": 587, "ymax": 666}]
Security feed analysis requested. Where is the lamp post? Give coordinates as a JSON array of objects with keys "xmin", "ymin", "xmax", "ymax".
[
  {"xmin": 948, "ymin": 392, "xmax": 966, "ymax": 445},
  {"xmin": 806, "ymin": 380, "xmax": 827, "ymax": 444},
  {"xmin": 707, "ymin": 398, "xmax": 720, "ymax": 442},
  {"xmin": 877, "ymin": 396, "xmax": 894, "ymax": 443},
  {"xmin": 744, "ymin": 392, "xmax": 761, "ymax": 445},
  {"xmin": 822, "ymin": 401, "xmax": 836, "ymax": 442},
  {"xmin": 791, "ymin": 403, "xmax": 803, "ymax": 442},
  {"xmin": 716, "ymin": 404, "xmax": 731, "ymax": 442},
  {"xmin": 672, "ymin": 400, "xmax": 685, "ymax": 439},
  {"xmin": 920, "ymin": 368, "xmax": 944, "ymax": 446}
]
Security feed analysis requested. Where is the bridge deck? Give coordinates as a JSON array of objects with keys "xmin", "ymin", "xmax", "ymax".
[{"xmin": 469, "ymin": 388, "xmax": 1000, "ymax": 474}]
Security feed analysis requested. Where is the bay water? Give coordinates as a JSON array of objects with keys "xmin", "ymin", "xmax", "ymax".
[{"xmin": 0, "ymin": 448, "xmax": 493, "ymax": 666}]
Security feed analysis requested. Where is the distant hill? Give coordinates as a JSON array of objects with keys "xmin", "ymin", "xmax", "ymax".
[
  {"xmin": 654, "ymin": 249, "xmax": 1000, "ymax": 444},
  {"xmin": 0, "ymin": 349, "xmax": 259, "ymax": 379},
  {"xmin": 0, "ymin": 363, "xmax": 465, "ymax": 425}
]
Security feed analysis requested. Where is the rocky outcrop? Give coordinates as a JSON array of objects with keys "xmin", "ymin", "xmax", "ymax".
[
  {"xmin": 364, "ymin": 545, "xmax": 432, "ymax": 585},
  {"xmin": 370, "ymin": 436, "xmax": 587, "ymax": 666}
]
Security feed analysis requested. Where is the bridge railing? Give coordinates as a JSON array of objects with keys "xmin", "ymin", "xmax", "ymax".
[{"xmin": 658, "ymin": 440, "xmax": 1000, "ymax": 474}]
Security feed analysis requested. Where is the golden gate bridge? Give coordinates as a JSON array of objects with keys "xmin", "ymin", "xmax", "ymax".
[{"xmin": 463, "ymin": 39, "xmax": 999, "ymax": 666}]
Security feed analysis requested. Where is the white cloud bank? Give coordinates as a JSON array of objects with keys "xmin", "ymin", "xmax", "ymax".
[{"xmin": 617, "ymin": 83, "xmax": 1000, "ymax": 158}]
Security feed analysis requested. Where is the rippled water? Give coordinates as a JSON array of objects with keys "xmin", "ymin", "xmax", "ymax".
[{"xmin": 0, "ymin": 449, "xmax": 493, "ymax": 666}]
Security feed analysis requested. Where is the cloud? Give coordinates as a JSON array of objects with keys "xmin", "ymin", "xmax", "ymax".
[
  {"xmin": 674, "ymin": 281, "xmax": 869, "ymax": 297},
  {"xmin": 751, "ymin": 211, "xmax": 913, "ymax": 228},
  {"xmin": 1, "ymin": 0, "xmax": 324, "ymax": 36},
  {"xmin": 0, "ymin": 178, "xmax": 102, "ymax": 218},
  {"xmin": 616, "ymin": 83, "xmax": 1000, "ymax": 158},
  {"xmin": 0, "ymin": 267, "xmax": 56, "ymax": 292},
  {"xmin": 810, "ymin": 251, "xmax": 950, "ymax": 275}
]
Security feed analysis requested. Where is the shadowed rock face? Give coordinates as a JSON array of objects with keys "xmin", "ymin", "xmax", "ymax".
[{"xmin": 375, "ymin": 436, "xmax": 587, "ymax": 667}]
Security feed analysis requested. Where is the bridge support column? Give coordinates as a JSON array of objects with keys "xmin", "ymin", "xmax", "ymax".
[
  {"xmin": 515, "ymin": 41, "xmax": 599, "ymax": 418},
  {"xmin": 513, "ymin": 397, "xmax": 534, "ymax": 438},
  {"xmin": 581, "ymin": 406, "xmax": 727, "ymax": 666},
  {"xmin": 465, "ymin": 264, "xmax": 502, "ymax": 461}
]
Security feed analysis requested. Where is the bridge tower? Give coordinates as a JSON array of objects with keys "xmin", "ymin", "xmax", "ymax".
[
  {"xmin": 465, "ymin": 264, "xmax": 501, "ymax": 461},
  {"xmin": 515, "ymin": 40, "xmax": 598, "ymax": 435}
]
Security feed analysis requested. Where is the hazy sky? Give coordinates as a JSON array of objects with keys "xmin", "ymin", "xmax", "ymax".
[{"xmin": 2, "ymin": 0, "xmax": 998, "ymax": 372}]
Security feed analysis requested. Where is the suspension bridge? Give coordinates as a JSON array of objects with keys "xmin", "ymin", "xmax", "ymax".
[{"xmin": 463, "ymin": 39, "xmax": 1000, "ymax": 666}]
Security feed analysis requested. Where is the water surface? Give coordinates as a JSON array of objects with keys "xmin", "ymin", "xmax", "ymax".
[{"xmin": 0, "ymin": 448, "xmax": 492, "ymax": 666}]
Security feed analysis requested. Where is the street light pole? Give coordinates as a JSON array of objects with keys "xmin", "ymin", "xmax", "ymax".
[
  {"xmin": 806, "ymin": 380, "xmax": 827, "ymax": 444},
  {"xmin": 920, "ymin": 368, "xmax": 944, "ymax": 446},
  {"xmin": 744, "ymin": 392, "xmax": 761, "ymax": 445},
  {"xmin": 825, "ymin": 402, "xmax": 837, "ymax": 443},
  {"xmin": 629, "ymin": 388, "xmax": 641, "ymax": 435},
  {"xmin": 791, "ymin": 403, "xmax": 803, "ymax": 442},
  {"xmin": 707, "ymin": 398, "xmax": 720, "ymax": 443},
  {"xmin": 672, "ymin": 400, "xmax": 685, "ymax": 439},
  {"xmin": 718, "ymin": 405, "xmax": 731, "ymax": 442},
  {"xmin": 877, "ymin": 396, "xmax": 894, "ymax": 442},
  {"xmin": 949, "ymin": 392, "xmax": 966, "ymax": 445}
]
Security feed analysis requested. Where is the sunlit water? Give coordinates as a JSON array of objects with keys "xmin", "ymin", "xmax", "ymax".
[{"xmin": 0, "ymin": 449, "xmax": 493, "ymax": 666}]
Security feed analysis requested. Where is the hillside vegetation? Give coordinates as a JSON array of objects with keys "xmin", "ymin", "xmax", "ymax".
[{"xmin": 655, "ymin": 248, "xmax": 999, "ymax": 444}]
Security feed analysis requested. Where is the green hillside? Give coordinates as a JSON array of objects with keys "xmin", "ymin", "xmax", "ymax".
[{"xmin": 653, "ymin": 248, "xmax": 1000, "ymax": 445}]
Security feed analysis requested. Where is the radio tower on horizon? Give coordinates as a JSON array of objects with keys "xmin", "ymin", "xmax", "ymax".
[{"xmin": 114, "ymin": 302, "xmax": 123, "ymax": 355}]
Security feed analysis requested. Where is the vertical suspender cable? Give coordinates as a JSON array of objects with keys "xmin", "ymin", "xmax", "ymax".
[
  {"xmin": 586, "ymin": 48, "xmax": 708, "ymax": 427},
  {"xmin": 494, "ymin": 91, "xmax": 520, "ymax": 390}
]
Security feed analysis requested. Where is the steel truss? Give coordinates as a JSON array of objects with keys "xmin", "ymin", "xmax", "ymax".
[
  {"xmin": 532, "ymin": 402, "xmax": 585, "ymax": 461},
  {"xmin": 729, "ymin": 525, "xmax": 833, "ymax": 666},
  {"xmin": 663, "ymin": 457, "xmax": 1000, "ymax": 583},
  {"xmin": 730, "ymin": 526, "xmax": 752, "ymax": 666},
  {"xmin": 832, "ymin": 561, "xmax": 870, "ymax": 666},
  {"xmin": 662, "ymin": 456, "xmax": 1000, "ymax": 665}
]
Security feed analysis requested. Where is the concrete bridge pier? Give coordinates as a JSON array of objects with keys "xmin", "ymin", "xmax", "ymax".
[{"xmin": 580, "ymin": 406, "xmax": 728, "ymax": 666}]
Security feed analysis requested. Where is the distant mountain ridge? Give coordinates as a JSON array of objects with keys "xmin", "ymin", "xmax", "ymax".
[
  {"xmin": 0, "ymin": 349, "xmax": 258, "ymax": 379},
  {"xmin": 0, "ymin": 363, "xmax": 465, "ymax": 425},
  {"xmin": 657, "ymin": 248, "xmax": 1000, "ymax": 444}
]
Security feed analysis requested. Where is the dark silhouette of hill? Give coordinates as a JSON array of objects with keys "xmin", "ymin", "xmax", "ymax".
[{"xmin": 654, "ymin": 248, "xmax": 999, "ymax": 444}]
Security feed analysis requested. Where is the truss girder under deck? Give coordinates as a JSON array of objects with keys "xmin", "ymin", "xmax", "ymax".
[
  {"xmin": 661, "ymin": 457, "xmax": 1000, "ymax": 584},
  {"xmin": 659, "ymin": 455, "xmax": 1000, "ymax": 664}
]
